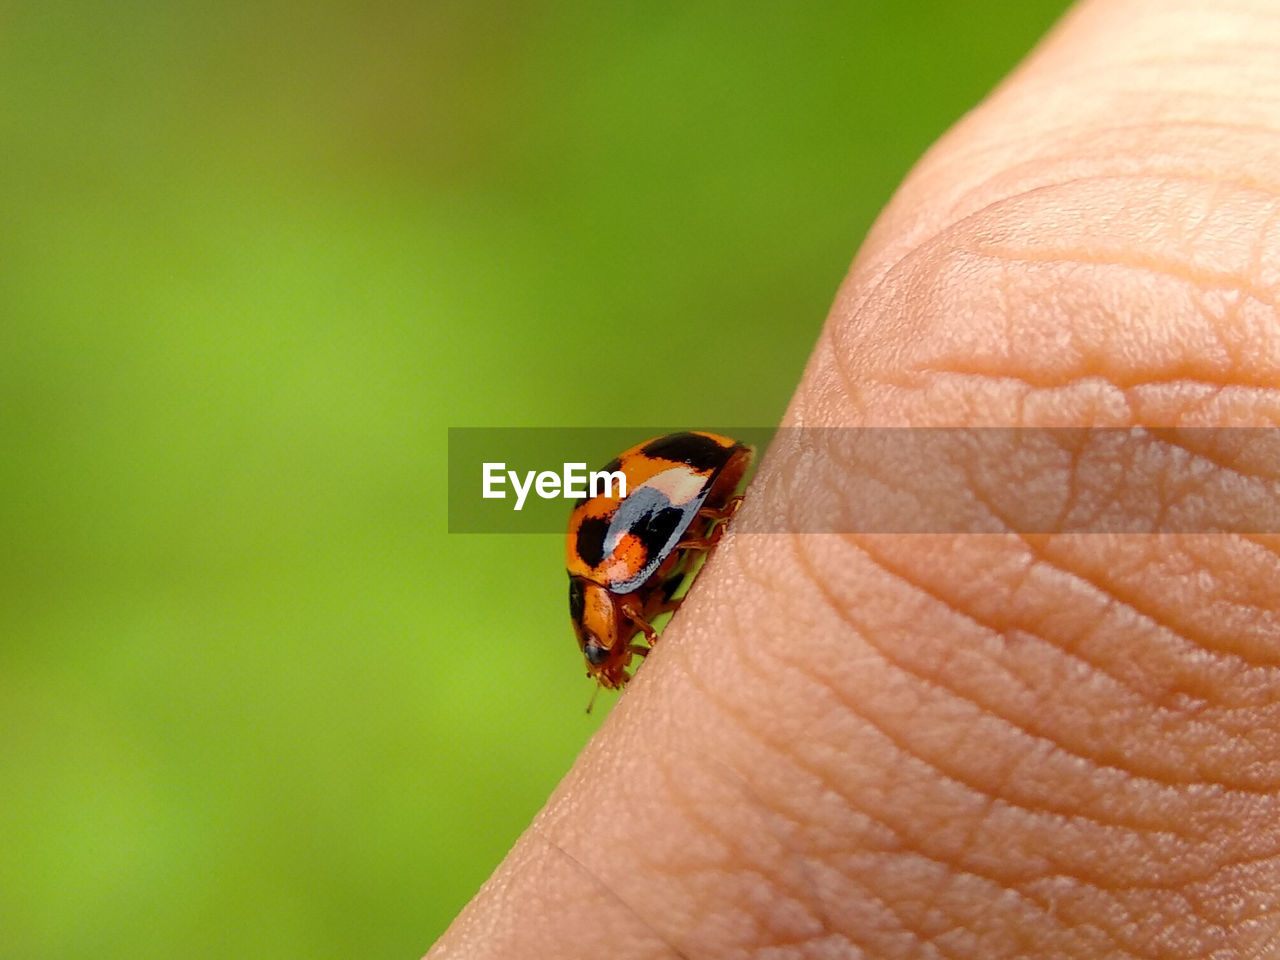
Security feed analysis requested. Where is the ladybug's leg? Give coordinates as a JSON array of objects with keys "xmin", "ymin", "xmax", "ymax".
[
  {"xmin": 619, "ymin": 602, "xmax": 660, "ymax": 645},
  {"xmin": 652, "ymin": 596, "xmax": 684, "ymax": 616},
  {"xmin": 676, "ymin": 524, "xmax": 725, "ymax": 552},
  {"xmin": 696, "ymin": 495, "xmax": 745, "ymax": 523},
  {"xmin": 679, "ymin": 496, "xmax": 746, "ymax": 552}
]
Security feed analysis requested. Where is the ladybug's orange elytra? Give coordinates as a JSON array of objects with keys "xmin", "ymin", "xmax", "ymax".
[{"xmin": 566, "ymin": 431, "xmax": 753, "ymax": 697}]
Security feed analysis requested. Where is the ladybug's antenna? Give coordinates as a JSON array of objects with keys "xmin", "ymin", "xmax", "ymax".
[{"xmin": 585, "ymin": 680, "xmax": 602, "ymax": 715}]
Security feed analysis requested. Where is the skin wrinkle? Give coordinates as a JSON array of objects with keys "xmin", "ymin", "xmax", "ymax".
[
  {"xmin": 813, "ymin": 428, "xmax": 1280, "ymax": 715},
  {"xmin": 944, "ymin": 423, "xmax": 1280, "ymax": 555},
  {"xmin": 761, "ymin": 560, "xmax": 1155, "ymax": 869},
  {"xmin": 675, "ymin": 599, "xmax": 1085, "ymax": 885},
  {"xmin": 890, "ymin": 547, "xmax": 1280, "ymax": 885},
  {"xmin": 895, "ymin": 370, "xmax": 1280, "ymax": 398},
  {"xmin": 788, "ymin": 535, "xmax": 1280, "ymax": 839},
  {"xmin": 1177, "ymin": 873, "xmax": 1280, "ymax": 929},
  {"xmin": 884, "ymin": 374, "xmax": 1280, "ymax": 432},
  {"xmin": 659, "ymin": 650, "xmax": 989, "ymax": 960},
  {"xmin": 823, "ymin": 246, "xmax": 1280, "ymax": 434},
  {"xmin": 1173, "ymin": 536, "xmax": 1280, "ymax": 623},
  {"xmin": 835, "ymin": 540, "xmax": 1280, "ymax": 875},
  {"xmin": 710, "ymin": 758, "xmax": 898, "ymax": 960},
  {"xmin": 969, "ymin": 473, "xmax": 1280, "ymax": 686},
  {"xmin": 995, "ymin": 526, "xmax": 1280, "ymax": 679},
  {"xmin": 992, "ymin": 198, "xmax": 1275, "ymax": 298},
  {"xmin": 949, "ymin": 183, "xmax": 1270, "ymax": 312},
  {"xmin": 781, "ymin": 428, "xmax": 949, "ymax": 535},
  {"xmin": 1102, "ymin": 538, "xmax": 1280, "ymax": 677},
  {"xmin": 1177, "ymin": 382, "xmax": 1240, "ymax": 421},
  {"xmin": 832, "ymin": 879, "xmax": 1026, "ymax": 960},
  {"xmin": 849, "ymin": 530, "xmax": 1255, "ymax": 775},
  {"xmin": 530, "ymin": 755, "xmax": 726, "ymax": 959},
  {"xmin": 826, "ymin": 169, "xmax": 1280, "ymax": 407},
  {"xmin": 1011, "ymin": 576, "xmax": 1274, "ymax": 722},
  {"xmin": 698, "ymin": 757, "xmax": 841, "ymax": 945},
  {"xmin": 966, "ymin": 241, "xmax": 1280, "ymax": 316},
  {"xmin": 529, "ymin": 823, "xmax": 695, "ymax": 960},
  {"xmin": 780, "ymin": 540, "xmax": 1280, "ymax": 959},
  {"xmin": 1225, "ymin": 530, "xmax": 1280, "ymax": 574},
  {"xmin": 839, "ymin": 163, "xmax": 1280, "ymax": 335},
  {"xmin": 819, "ymin": 542, "xmax": 1280, "ymax": 849},
  {"xmin": 648, "ymin": 762, "xmax": 829, "ymax": 957},
  {"xmin": 721, "ymin": 623, "xmax": 1144, "ymax": 960},
  {"xmin": 940, "ymin": 163, "xmax": 1280, "ymax": 263},
  {"xmin": 896, "ymin": 124, "xmax": 1280, "ymax": 257},
  {"xmin": 664, "ymin": 614, "xmax": 1128, "ymax": 956},
  {"xmin": 1190, "ymin": 292, "xmax": 1245, "ymax": 382},
  {"xmin": 1247, "ymin": 200, "xmax": 1280, "ymax": 280},
  {"xmin": 1183, "ymin": 178, "xmax": 1230, "ymax": 251},
  {"xmin": 1057, "ymin": 428, "xmax": 1087, "ymax": 534},
  {"xmin": 1190, "ymin": 873, "xmax": 1280, "ymax": 929}
]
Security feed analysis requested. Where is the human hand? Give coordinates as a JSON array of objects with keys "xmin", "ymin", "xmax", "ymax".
[{"xmin": 429, "ymin": 0, "xmax": 1280, "ymax": 955}]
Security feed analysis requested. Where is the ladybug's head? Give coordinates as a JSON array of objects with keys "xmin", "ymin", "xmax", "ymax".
[{"xmin": 568, "ymin": 576, "xmax": 631, "ymax": 690}]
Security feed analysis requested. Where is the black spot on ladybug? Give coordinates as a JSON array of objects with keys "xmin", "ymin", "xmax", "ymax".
[
  {"xmin": 630, "ymin": 504, "xmax": 686, "ymax": 561},
  {"xmin": 576, "ymin": 516, "xmax": 610, "ymax": 568},
  {"xmin": 641, "ymin": 432, "xmax": 727, "ymax": 472},
  {"xmin": 576, "ymin": 456, "xmax": 624, "ymax": 507},
  {"xmin": 605, "ymin": 484, "xmax": 703, "ymax": 594},
  {"xmin": 568, "ymin": 577, "xmax": 585, "ymax": 622}
]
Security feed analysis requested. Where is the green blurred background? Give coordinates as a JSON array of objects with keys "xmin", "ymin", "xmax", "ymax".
[{"xmin": 0, "ymin": 2, "xmax": 1071, "ymax": 956}]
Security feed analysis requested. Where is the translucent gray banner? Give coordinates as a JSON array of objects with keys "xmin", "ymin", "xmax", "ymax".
[{"xmin": 448, "ymin": 427, "xmax": 1280, "ymax": 534}]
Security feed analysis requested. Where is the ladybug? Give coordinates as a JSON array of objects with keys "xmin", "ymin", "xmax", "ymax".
[{"xmin": 566, "ymin": 431, "xmax": 753, "ymax": 696}]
